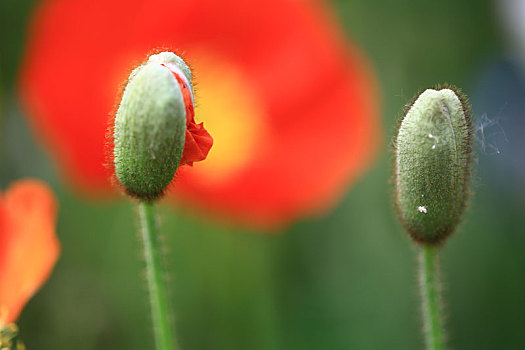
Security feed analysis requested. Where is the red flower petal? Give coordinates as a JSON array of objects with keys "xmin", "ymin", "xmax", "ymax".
[
  {"xmin": 165, "ymin": 65, "xmax": 213, "ymax": 166},
  {"xmin": 0, "ymin": 179, "xmax": 60, "ymax": 324},
  {"xmin": 182, "ymin": 122, "xmax": 214, "ymax": 166},
  {"xmin": 19, "ymin": 0, "xmax": 380, "ymax": 226}
]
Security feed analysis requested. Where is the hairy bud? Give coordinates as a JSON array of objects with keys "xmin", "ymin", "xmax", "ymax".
[
  {"xmin": 394, "ymin": 86, "xmax": 473, "ymax": 244},
  {"xmin": 113, "ymin": 52, "xmax": 192, "ymax": 201}
]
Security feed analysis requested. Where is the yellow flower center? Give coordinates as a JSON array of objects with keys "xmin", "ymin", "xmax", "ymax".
[{"xmin": 189, "ymin": 53, "xmax": 267, "ymax": 184}]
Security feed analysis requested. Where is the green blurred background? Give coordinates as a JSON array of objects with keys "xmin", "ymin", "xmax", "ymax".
[{"xmin": 1, "ymin": 0, "xmax": 525, "ymax": 349}]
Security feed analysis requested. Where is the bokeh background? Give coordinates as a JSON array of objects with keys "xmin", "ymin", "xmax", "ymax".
[{"xmin": 1, "ymin": 0, "xmax": 525, "ymax": 349}]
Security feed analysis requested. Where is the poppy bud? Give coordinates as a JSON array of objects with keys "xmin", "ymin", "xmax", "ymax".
[
  {"xmin": 0, "ymin": 323, "xmax": 23, "ymax": 349},
  {"xmin": 394, "ymin": 86, "xmax": 473, "ymax": 244},
  {"xmin": 113, "ymin": 52, "xmax": 192, "ymax": 201}
]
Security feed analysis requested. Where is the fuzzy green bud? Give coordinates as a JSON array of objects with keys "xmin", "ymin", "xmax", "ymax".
[
  {"xmin": 394, "ymin": 86, "xmax": 473, "ymax": 244},
  {"xmin": 113, "ymin": 52, "xmax": 191, "ymax": 201}
]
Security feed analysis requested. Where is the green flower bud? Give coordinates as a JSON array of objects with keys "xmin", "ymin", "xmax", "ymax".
[
  {"xmin": 113, "ymin": 52, "xmax": 190, "ymax": 201},
  {"xmin": 147, "ymin": 51, "xmax": 192, "ymax": 88},
  {"xmin": 0, "ymin": 323, "xmax": 24, "ymax": 349},
  {"xmin": 394, "ymin": 86, "xmax": 473, "ymax": 244}
]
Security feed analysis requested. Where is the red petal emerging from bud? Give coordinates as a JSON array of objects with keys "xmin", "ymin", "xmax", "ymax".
[
  {"xmin": 183, "ymin": 121, "xmax": 214, "ymax": 166},
  {"xmin": 168, "ymin": 66, "xmax": 213, "ymax": 167}
]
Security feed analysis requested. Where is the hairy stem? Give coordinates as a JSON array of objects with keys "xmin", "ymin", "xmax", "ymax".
[
  {"xmin": 418, "ymin": 244, "xmax": 445, "ymax": 350},
  {"xmin": 138, "ymin": 201, "xmax": 176, "ymax": 350}
]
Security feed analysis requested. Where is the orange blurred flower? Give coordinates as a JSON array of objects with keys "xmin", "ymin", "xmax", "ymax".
[
  {"xmin": 19, "ymin": 0, "xmax": 380, "ymax": 226},
  {"xmin": 0, "ymin": 179, "xmax": 60, "ymax": 326}
]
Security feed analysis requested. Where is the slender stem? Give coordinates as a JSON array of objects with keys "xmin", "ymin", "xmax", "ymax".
[
  {"xmin": 418, "ymin": 244, "xmax": 445, "ymax": 350},
  {"xmin": 138, "ymin": 201, "xmax": 177, "ymax": 350}
]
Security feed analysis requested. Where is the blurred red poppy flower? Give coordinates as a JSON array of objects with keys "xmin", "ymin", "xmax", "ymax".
[
  {"xmin": 19, "ymin": 0, "xmax": 380, "ymax": 227},
  {"xmin": 0, "ymin": 179, "xmax": 60, "ymax": 325}
]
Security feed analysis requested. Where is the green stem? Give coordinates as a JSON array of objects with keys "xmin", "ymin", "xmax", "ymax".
[
  {"xmin": 138, "ymin": 201, "xmax": 177, "ymax": 350},
  {"xmin": 418, "ymin": 244, "xmax": 445, "ymax": 350}
]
